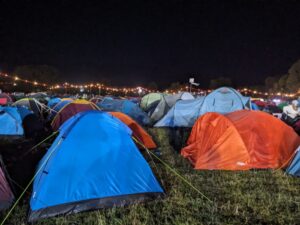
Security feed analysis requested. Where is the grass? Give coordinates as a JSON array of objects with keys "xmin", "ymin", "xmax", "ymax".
[{"xmin": 1, "ymin": 128, "xmax": 300, "ymax": 225}]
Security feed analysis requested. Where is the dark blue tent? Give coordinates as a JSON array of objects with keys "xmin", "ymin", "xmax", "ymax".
[
  {"xmin": 286, "ymin": 147, "xmax": 300, "ymax": 177},
  {"xmin": 97, "ymin": 99, "xmax": 150, "ymax": 125},
  {"xmin": 29, "ymin": 111, "xmax": 164, "ymax": 221}
]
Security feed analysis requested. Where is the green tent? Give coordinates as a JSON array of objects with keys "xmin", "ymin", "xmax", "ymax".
[{"xmin": 140, "ymin": 93, "xmax": 164, "ymax": 112}]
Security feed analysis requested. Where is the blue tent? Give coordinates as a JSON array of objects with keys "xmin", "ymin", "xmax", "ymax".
[
  {"xmin": 0, "ymin": 106, "xmax": 27, "ymax": 136},
  {"xmin": 29, "ymin": 111, "xmax": 164, "ymax": 221},
  {"xmin": 155, "ymin": 98, "xmax": 204, "ymax": 127},
  {"xmin": 199, "ymin": 87, "xmax": 250, "ymax": 115},
  {"xmin": 286, "ymin": 147, "xmax": 300, "ymax": 177},
  {"xmin": 155, "ymin": 87, "xmax": 250, "ymax": 127},
  {"xmin": 251, "ymin": 102, "xmax": 260, "ymax": 110},
  {"xmin": 47, "ymin": 99, "xmax": 72, "ymax": 121},
  {"xmin": 47, "ymin": 97, "xmax": 61, "ymax": 108},
  {"xmin": 97, "ymin": 99, "xmax": 150, "ymax": 125}
]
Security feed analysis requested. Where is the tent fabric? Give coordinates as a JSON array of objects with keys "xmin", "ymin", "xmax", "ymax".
[
  {"xmin": 48, "ymin": 99, "xmax": 73, "ymax": 121},
  {"xmin": 140, "ymin": 93, "xmax": 164, "ymax": 112},
  {"xmin": 51, "ymin": 100, "xmax": 99, "ymax": 131},
  {"xmin": 286, "ymin": 146, "xmax": 300, "ymax": 177},
  {"xmin": 0, "ymin": 106, "xmax": 24, "ymax": 136},
  {"xmin": 47, "ymin": 98, "xmax": 61, "ymax": 108},
  {"xmin": 109, "ymin": 112, "xmax": 157, "ymax": 149},
  {"xmin": 0, "ymin": 157, "xmax": 14, "ymax": 211},
  {"xmin": 13, "ymin": 98, "xmax": 42, "ymax": 116},
  {"xmin": 29, "ymin": 111, "xmax": 164, "ymax": 221},
  {"xmin": 150, "ymin": 92, "xmax": 194, "ymax": 123},
  {"xmin": 199, "ymin": 87, "xmax": 250, "ymax": 115},
  {"xmin": 0, "ymin": 93, "xmax": 13, "ymax": 105},
  {"xmin": 181, "ymin": 110, "xmax": 300, "ymax": 170},
  {"xmin": 98, "ymin": 99, "xmax": 150, "ymax": 125},
  {"xmin": 155, "ymin": 98, "xmax": 205, "ymax": 127},
  {"xmin": 251, "ymin": 102, "xmax": 260, "ymax": 110}
]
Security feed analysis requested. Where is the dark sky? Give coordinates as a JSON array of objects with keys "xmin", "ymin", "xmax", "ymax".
[{"xmin": 0, "ymin": 0, "xmax": 300, "ymax": 88}]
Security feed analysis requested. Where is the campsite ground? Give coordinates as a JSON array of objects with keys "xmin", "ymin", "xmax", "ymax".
[{"xmin": 1, "ymin": 128, "xmax": 300, "ymax": 225}]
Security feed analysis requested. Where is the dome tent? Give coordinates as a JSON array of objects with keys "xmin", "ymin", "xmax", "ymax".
[
  {"xmin": 155, "ymin": 97, "xmax": 205, "ymax": 127},
  {"xmin": 181, "ymin": 110, "xmax": 300, "ymax": 170},
  {"xmin": 0, "ymin": 93, "xmax": 14, "ymax": 106},
  {"xmin": 51, "ymin": 99, "xmax": 99, "ymax": 131},
  {"xmin": 47, "ymin": 97, "xmax": 61, "ymax": 108},
  {"xmin": 47, "ymin": 98, "xmax": 73, "ymax": 121},
  {"xmin": 109, "ymin": 112, "xmax": 157, "ymax": 149},
  {"xmin": 286, "ymin": 146, "xmax": 300, "ymax": 177},
  {"xmin": 13, "ymin": 98, "xmax": 43, "ymax": 117},
  {"xmin": 199, "ymin": 87, "xmax": 250, "ymax": 115},
  {"xmin": 140, "ymin": 93, "xmax": 164, "ymax": 112},
  {"xmin": 155, "ymin": 87, "xmax": 250, "ymax": 127},
  {"xmin": 98, "ymin": 98, "xmax": 150, "ymax": 125},
  {"xmin": 0, "ymin": 106, "xmax": 25, "ymax": 136},
  {"xmin": 150, "ymin": 92, "xmax": 194, "ymax": 123},
  {"xmin": 28, "ymin": 111, "xmax": 164, "ymax": 221}
]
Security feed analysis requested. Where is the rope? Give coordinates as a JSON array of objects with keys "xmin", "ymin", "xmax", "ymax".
[
  {"xmin": 17, "ymin": 131, "xmax": 59, "ymax": 160},
  {"xmin": 132, "ymin": 137, "xmax": 212, "ymax": 203},
  {"xmin": 0, "ymin": 138, "xmax": 63, "ymax": 225}
]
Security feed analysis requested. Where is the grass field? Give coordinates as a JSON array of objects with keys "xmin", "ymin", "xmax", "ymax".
[{"xmin": 1, "ymin": 128, "xmax": 300, "ymax": 225}]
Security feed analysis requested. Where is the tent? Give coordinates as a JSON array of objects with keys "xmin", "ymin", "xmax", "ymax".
[
  {"xmin": 28, "ymin": 111, "xmax": 164, "ymax": 221},
  {"xmin": 150, "ymin": 92, "xmax": 194, "ymax": 123},
  {"xmin": 140, "ymin": 93, "xmax": 164, "ymax": 112},
  {"xmin": 0, "ymin": 106, "xmax": 25, "ymax": 136},
  {"xmin": 286, "ymin": 146, "xmax": 300, "ymax": 177},
  {"xmin": 110, "ymin": 112, "xmax": 157, "ymax": 149},
  {"xmin": 47, "ymin": 97, "xmax": 61, "ymax": 108},
  {"xmin": 198, "ymin": 87, "xmax": 250, "ymax": 115},
  {"xmin": 181, "ymin": 110, "xmax": 300, "ymax": 170},
  {"xmin": 0, "ymin": 156, "xmax": 14, "ymax": 211},
  {"xmin": 98, "ymin": 99, "xmax": 150, "ymax": 125},
  {"xmin": 48, "ymin": 99, "xmax": 73, "ymax": 121},
  {"xmin": 251, "ymin": 102, "xmax": 260, "ymax": 110},
  {"xmin": 0, "ymin": 93, "xmax": 13, "ymax": 106},
  {"xmin": 51, "ymin": 100, "xmax": 99, "ymax": 130},
  {"xmin": 155, "ymin": 98, "xmax": 205, "ymax": 127},
  {"xmin": 0, "ymin": 106, "xmax": 43, "ymax": 138},
  {"xmin": 13, "ymin": 98, "xmax": 42, "ymax": 117}
]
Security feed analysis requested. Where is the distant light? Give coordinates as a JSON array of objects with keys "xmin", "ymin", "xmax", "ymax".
[{"xmin": 272, "ymin": 99, "xmax": 281, "ymax": 104}]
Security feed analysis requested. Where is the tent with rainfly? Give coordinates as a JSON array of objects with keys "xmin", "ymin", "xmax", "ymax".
[
  {"xmin": 286, "ymin": 146, "xmax": 300, "ymax": 177},
  {"xmin": 150, "ymin": 92, "xmax": 194, "ymax": 123},
  {"xmin": 98, "ymin": 98, "xmax": 150, "ymax": 125},
  {"xmin": 28, "ymin": 111, "xmax": 164, "ymax": 221},
  {"xmin": 0, "ymin": 156, "xmax": 14, "ymax": 211},
  {"xmin": 181, "ymin": 110, "xmax": 300, "ymax": 170},
  {"xmin": 51, "ymin": 99, "xmax": 99, "ymax": 130}
]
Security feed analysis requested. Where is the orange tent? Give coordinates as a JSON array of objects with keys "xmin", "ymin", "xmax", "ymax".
[
  {"xmin": 109, "ymin": 112, "xmax": 157, "ymax": 149},
  {"xmin": 181, "ymin": 110, "xmax": 300, "ymax": 170}
]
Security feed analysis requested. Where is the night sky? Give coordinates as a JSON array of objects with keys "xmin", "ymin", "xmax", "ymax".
[{"xmin": 0, "ymin": 0, "xmax": 300, "ymax": 88}]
